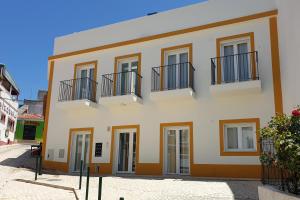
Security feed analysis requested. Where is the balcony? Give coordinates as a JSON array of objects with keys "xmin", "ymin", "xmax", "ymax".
[
  {"xmin": 100, "ymin": 71, "xmax": 142, "ymax": 106},
  {"xmin": 57, "ymin": 77, "xmax": 98, "ymax": 109},
  {"xmin": 150, "ymin": 62, "xmax": 195, "ymax": 101},
  {"xmin": 210, "ymin": 51, "xmax": 261, "ymax": 96}
]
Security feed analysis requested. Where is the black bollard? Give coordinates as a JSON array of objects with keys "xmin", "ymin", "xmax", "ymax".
[
  {"xmin": 120, "ymin": 198, "xmax": 124, "ymax": 200},
  {"xmin": 98, "ymin": 177, "xmax": 102, "ymax": 200},
  {"xmin": 79, "ymin": 160, "xmax": 83, "ymax": 189},
  {"xmin": 38, "ymin": 156, "xmax": 42, "ymax": 175},
  {"xmin": 85, "ymin": 166, "xmax": 90, "ymax": 200},
  {"xmin": 35, "ymin": 156, "xmax": 38, "ymax": 180}
]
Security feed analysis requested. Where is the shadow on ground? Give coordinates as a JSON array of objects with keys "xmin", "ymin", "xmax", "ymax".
[{"xmin": 0, "ymin": 148, "xmax": 36, "ymax": 170}]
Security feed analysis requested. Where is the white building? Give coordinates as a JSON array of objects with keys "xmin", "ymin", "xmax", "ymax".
[
  {"xmin": 0, "ymin": 64, "xmax": 19, "ymax": 143},
  {"xmin": 43, "ymin": 0, "xmax": 296, "ymax": 179}
]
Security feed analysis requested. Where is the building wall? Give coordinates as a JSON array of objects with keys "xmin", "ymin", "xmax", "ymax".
[
  {"xmin": 276, "ymin": 0, "xmax": 300, "ymax": 112},
  {"xmin": 44, "ymin": 0, "xmax": 281, "ymax": 178}
]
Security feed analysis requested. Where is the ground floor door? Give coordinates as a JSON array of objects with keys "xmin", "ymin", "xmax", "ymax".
[
  {"xmin": 23, "ymin": 125, "xmax": 36, "ymax": 140},
  {"xmin": 70, "ymin": 132, "xmax": 91, "ymax": 172},
  {"xmin": 114, "ymin": 130, "xmax": 136, "ymax": 174},
  {"xmin": 164, "ymin": 127, "xmax": 190, "ymax": 175}
]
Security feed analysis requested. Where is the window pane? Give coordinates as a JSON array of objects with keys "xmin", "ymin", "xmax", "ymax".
[
  {"xmin": 237, "ymin": 43, "xmax": 249, "ymax": 81},
  {"xmin": 223, "ymin": 45, "xmax": 235, "ymax": 83},
  {"xmin": 167, "ymin": 130, "xmax": 176, "ymax": 174},
  {"xmin": 242, "ymin": 127, "xmax": 254, "ymax": 149},
  {"xmin": 226, "ymin": 127, "xmax": 238, "ymax": 149},
  {"xmin": 179, "ymin": 129, "xmax": 189, "ymax": 174}
]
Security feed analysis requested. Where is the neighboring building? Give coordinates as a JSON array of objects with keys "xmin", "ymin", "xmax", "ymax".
[
  {"xmin": 15, "ymin": 90, "xmax": 47, "ymax": 142},
  {"xmin": 43, "ymin": 0, "xmax": 292, "ymax": 178},
  {"xmin": 0, "ymin": 64, "xmax": 19, "ymax": 143}
]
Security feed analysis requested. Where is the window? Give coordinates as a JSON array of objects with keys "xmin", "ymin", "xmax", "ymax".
[
  {"xmin": 219, "ymin": 118, "xmax": 260, "ymax": 156},
  {"xmin": 7, "ymin": 118, "xmax": 15, "ymax": 132},
  {"xmin": 1, "ymin": 113, "xmax": 6, "ymax": 124},
  {"xmin": 216, "ymin": 32, "xmax": 256, "ymax": 84},
  {"xmin": 224, "ymin": 123, "xmax": 256, "ymax": 152}
]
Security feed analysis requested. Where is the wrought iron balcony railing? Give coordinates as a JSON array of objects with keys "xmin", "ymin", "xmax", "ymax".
[
  {"xmin": 211, "ymin": 51, "xmax": 259, "ymax": 85},
  {"xmin": 101, "ymin": 71, "xmax": 142, "ymax": 98},
  {"xmin": 151, "ymin": 62, "xmax": 195, "ymax": 92},
  {"xmin": 58, "ymin": 77, "xmax": 98, "ymax": 102}
]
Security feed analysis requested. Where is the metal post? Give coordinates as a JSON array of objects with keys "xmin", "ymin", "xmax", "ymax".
[
  {"xmin": 85, "ymin": 166, "xmax": 90, "ymax": 200},
  {"xmin": 39, "ymin": 156, "xmax": 42, "ymax": 175},
  {"xmin": 35, "ymin": 156, "xmax": 38, "ymax": 180},
  {"xmin": 79, "ymin": 160, "xmax": 83, "ymax": 189},
  {"xmin": 120, "ymin": 198, "xmax": 124, "ymax": 200},
  {"xmin": 98, "ymin": 177, "xmax": 102, "ymax": 200}
]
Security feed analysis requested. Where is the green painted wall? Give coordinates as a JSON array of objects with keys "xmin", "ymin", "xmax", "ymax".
[{"xmin": 15, "ymin": 120, "xmax": 44, "ymax": 141}]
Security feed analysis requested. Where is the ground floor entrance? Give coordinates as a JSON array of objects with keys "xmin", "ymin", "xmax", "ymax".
[
  {"xmin": 114, "ymin": 128, "xmax": 137, "ymax": 174},
  {"xmin": 69, "ymin": 131, "xmax": 91, "ymax": 172},
  {"xmin": 162, "ymin": 124, "xmax": 191, "ymax": 175},
  {"xmin": 23, "ymin": 125, "xmax": 36, "ymax": 140}
]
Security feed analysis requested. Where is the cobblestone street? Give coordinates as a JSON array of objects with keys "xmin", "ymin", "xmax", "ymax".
[{"xmin": 0, "ymin": 144, "xmax": 261, "ymax": 200}]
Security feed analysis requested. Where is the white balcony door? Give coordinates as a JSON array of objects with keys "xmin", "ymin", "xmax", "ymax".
[
  {"xmin": 164, "ymin": 127, "xmax": 190, "ymax": 175},
  {"xmin": 115, "ymin": 130, "xmax": 137, "ymax": 173},
  {"xmin": 117, "ymin": 59, "xmax": 138, "ymax": 95},
  {"xmin": 70, "ymin": 132, "xmax": 91, "ymax": 172},
  {"xmin": 221, "ymin": 39, "xmax": 251, "ymax": 83},
  {"xmin": 76, "ymin": 66, "xmax": 95, "ymax": 99},
  {"xmin": 164, "ymin": 49, "xmax": 189, "ymax": 89}
]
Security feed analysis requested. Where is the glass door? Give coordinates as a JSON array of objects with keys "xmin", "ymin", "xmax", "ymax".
[
  {"xmin": 76, "ymin": 67, "xmax": 95, "ymax": 100},
  {"xmin": 116, "ymin": 130, "xmax": 136, "ymax": 173},
  {"xmin": 164, "ymin": 127, "xmax": 190, "ymax": 175},
  {"xmin": 117, "ymin": 59, "xmax": 138, "ymax": 95},
  {"xmin": 71, "ymin": 133, "xmax": 90, "ymax": 172},
  {"xmin": 165, "ymin": 50, "xmax": 189, "ymax": 90},
  {"xmin": 221, "ymin": 39, "xmax": 250, "ymax": 83}
]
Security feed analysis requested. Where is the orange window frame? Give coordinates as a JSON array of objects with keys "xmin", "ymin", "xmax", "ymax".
[
  {"xmin": 216, "ymin": 32, "xmax": 256, "ymax": 84},
  {"xmin": 219, "ymin": 118, "xmax": 260, "ymax": 156}
]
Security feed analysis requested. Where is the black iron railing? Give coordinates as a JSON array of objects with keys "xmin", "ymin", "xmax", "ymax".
[
  {"xmin": 58, "ymin": 77, "xmax": 98, "ymax": 102},
  {"xmin": 211, "ymin": 51, "xmax": 259, "ymax": 85},
  {"xmin": 101, "ymin": 71, "xmax": 142, "ymax": 97},
  {"xmin": 151, "ymin": 62, "xmax": 195, "ymax": 92},
  {"xmin": 261, "ymin": 138, "xmax": 299, "ymax": 195}
]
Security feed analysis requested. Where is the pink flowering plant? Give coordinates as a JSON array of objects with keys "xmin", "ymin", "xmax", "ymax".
[{"xmin": 260, "ymin": 107, "xmax": 300, "ymax": 190}]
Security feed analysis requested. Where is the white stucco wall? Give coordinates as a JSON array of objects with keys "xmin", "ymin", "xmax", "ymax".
[
  {"xmin": 276, "ymin": 0, "xmax": 300, "ymax": 113},
  {"xmin": 46, "ymin": 8, "xmax": 277, "ymax": 168}
]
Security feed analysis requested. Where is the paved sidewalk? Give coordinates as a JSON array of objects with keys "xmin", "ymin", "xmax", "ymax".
[{"xmin": 0, "ymin": 144, "xmax": 261, "ymax": 200}]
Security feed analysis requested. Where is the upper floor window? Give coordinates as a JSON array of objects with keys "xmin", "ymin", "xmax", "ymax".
[
  {"xmin": 212, "ymin": 32, "xmax": 258, "ymax": 85},
  {"xmin": 1, "ymin": 113, "xmax": 6, "ymax": 124},
  {"xmin": 7, "ymin": 118, "xmax": 15, "ymax": 132}
]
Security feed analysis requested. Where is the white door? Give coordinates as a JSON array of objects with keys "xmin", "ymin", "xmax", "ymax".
[
  {"xmin": 115, "ymin": 130, "xmax": 137, "ymax": 173},
  {"xmin": 164, "ymin": 127, "xmax": 190, "ymax": 175},
  {"xmin": 116, "ymin": 59, "xmax": 138, "ymax": 95},
  {"xmin": 164, "ymin": 49, "xmax": 189, "ymax": 89},
  {"xmin": 70, "ymin": 132, "xmax": 91, "ymax": 172},
  {"xmin": 75, "ymin": 66, "xmax": 95, "ymax": 100},
  {"xmin": 221, "ymin": 39, "xmax": 251, "ymax": 82}
]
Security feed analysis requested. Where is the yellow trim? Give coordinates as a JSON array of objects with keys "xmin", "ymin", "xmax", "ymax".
[
  {"xmin": 160, "ymin": 44, "xmax": 193, "ymax": 90},
  {"xmin": 73, "ymin": 60, "xmax": 98, "ymax": 101},
  {"xmin": 109, "ymin": 124, "xmax": 140, "ymax": 174},
  {"xmin": 219, "ymin": 118, "xmax": 260, "ymax": 156},
  {"xmin": 269, "ymin": 17, "xmax": 283, "ymax": 115},
  {"xmin": 159, "ymin": 122, "xmax": 193, "ymax": 175},
  {"xmin": 43, "ymin": 160, "xmax": 68, "ymax": 172},
  {"xmin": 113, "ymin": 53, "xmax": 141, "ymax": 96},
  {"xmin": 216, "ymin": 32, "xmax": 256, "ymax": 84},
  {"xmin": 67, "ymin": 127, "xmax": 94, "ymax": 170},
  {"xmin": 48, "ymin": 10, "xmax": 278, "ymax": 60},
  {"xmin": 42, "ymin": 61, "xmax": 55, "ymax": 158},
  {"xmin": 191, "ymin": 164, "xmax": 261, "ymax": 179}
]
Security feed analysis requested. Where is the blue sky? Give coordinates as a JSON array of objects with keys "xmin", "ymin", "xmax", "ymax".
[{"xmin": 0, "ymin": 0, "xmax": 203, "ymax": 100}]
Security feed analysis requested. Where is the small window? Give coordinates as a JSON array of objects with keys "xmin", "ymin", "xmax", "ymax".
[
  {"xmin": 7, "ymin": 118, "xmax": 15, "ymax": 132},
  {"xmin": 224, "ymin": 123, "xmax": 256, "ymax": 152},
  {"xmin": 0, "ymin": 113, "xmax": 6, "ymax": 124}
]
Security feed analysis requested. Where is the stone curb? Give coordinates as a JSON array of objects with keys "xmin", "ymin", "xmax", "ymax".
[{"xmin": 15, "ymin": 179, "xmax": 79, "ymax": 200}]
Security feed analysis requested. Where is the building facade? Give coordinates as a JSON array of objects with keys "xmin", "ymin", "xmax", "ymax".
[
  {"xmin": 43, "ymin": 0, "xmax": 285, "ymax": 178},
  {"xmin": 0, "ymin": 64, "xmax": 19, "ymax": 143},
  {"xmin": 15, "ymin": 91, "xmax": 47, "ymax": 142}
]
